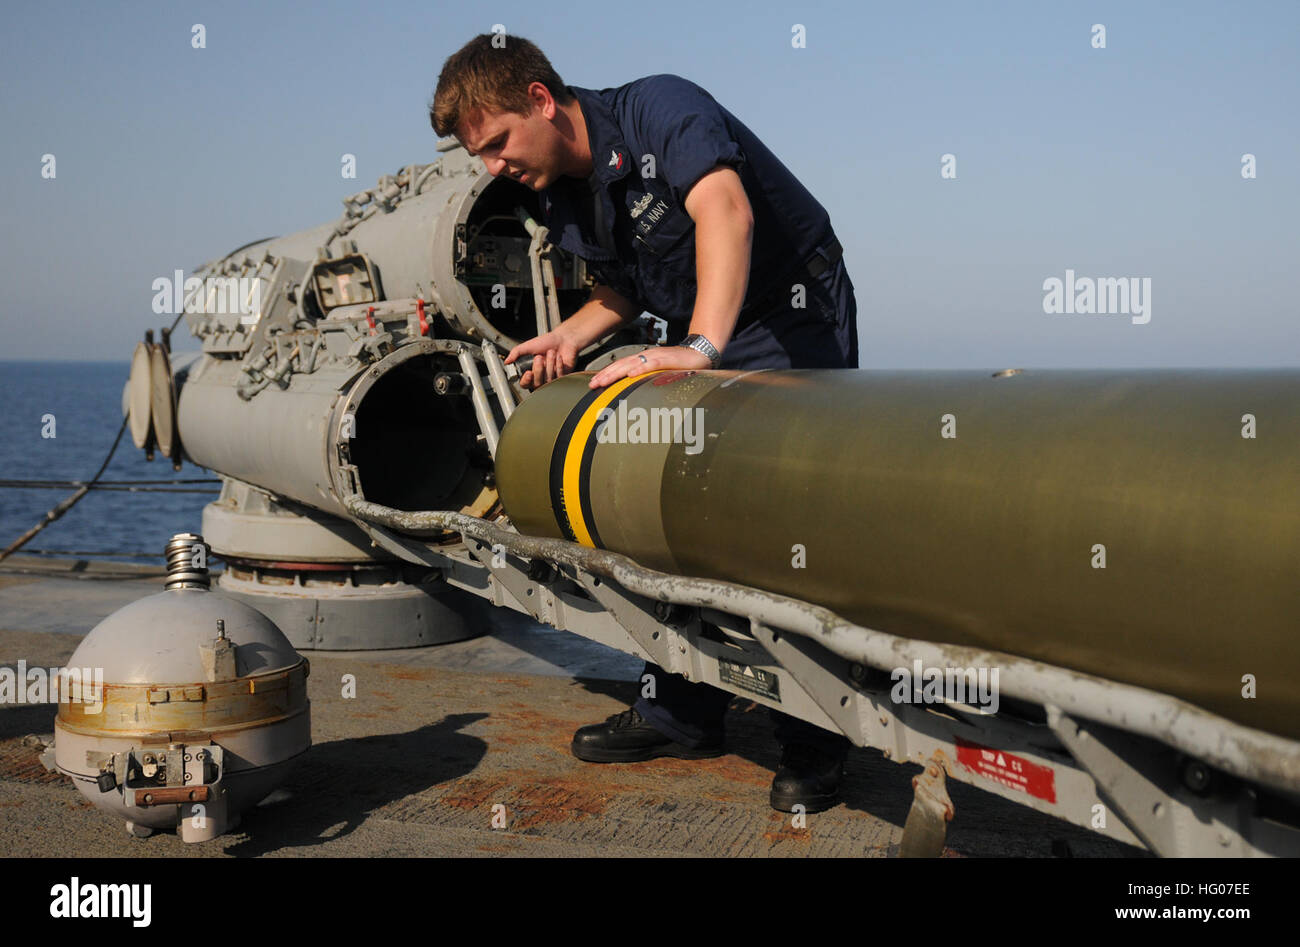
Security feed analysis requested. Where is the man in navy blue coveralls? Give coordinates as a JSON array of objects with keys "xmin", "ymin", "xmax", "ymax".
[{"xmin": 433, "ymin": 35, "xmax": 857, "ymax": 811}]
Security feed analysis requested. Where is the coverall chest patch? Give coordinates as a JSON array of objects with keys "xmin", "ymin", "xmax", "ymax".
[{"xmin": 627, "ymin": 192, "xmax": 673, "ymax": 238}]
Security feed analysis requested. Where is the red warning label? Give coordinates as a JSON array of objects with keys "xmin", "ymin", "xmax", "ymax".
[{"xmin": 956, "ymin": 739, "xmax": 1056, "ymax": 803}]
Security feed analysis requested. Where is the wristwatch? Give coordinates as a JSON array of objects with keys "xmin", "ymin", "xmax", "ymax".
[{"xmin": 680, "ymin": 333, "xmax": 722, "ymax": 369}]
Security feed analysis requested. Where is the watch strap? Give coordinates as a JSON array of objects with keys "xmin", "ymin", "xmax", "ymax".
[{"xmin": 681, "ymin": 333, "xmax": 721, "ymax": 368}]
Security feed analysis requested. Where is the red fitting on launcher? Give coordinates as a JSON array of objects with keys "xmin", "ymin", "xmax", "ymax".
[
  {"xmin": 365, "ymin": 306, "xmax": 377, "ymax": 335},
  {"xmin": 416, "ymin": 298, "xmax": 429, "ymax": 336}
]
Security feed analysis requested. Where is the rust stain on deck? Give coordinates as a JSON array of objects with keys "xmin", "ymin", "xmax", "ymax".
[
  {"xmin": 436, "ymin": 768, "xmax": 628, "ymax": 832},
  {"xmin": 763, "ymin": 811, "xmax": 811, "ymax": 844},
  {"xmin": 640, "ymin": 753, "xmax": 771, "ymax": 789},
  {"xmin": 385, "ymin": 669, "xmax": 433, "ymax": 681},
  {"xmin": 0, "ymin": 738, "xmax": 63, "ymax": 784}
]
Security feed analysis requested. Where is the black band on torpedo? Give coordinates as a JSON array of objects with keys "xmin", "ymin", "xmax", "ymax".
[
  {"xmin": 578, "ymin": 375, "xmax": 653, "ymax": 548},
  {"xmin": 547, "ymin": 386, "xmax": 604, "ymax": 542},
  {"xmin": 546, "ymin": 375, "xmax": 655, "ymax": 547}
]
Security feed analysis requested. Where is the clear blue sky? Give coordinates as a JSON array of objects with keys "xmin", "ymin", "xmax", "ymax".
[{"xmin": 2, "ymin": 0, "xmax": 1296, "ymax": 367}]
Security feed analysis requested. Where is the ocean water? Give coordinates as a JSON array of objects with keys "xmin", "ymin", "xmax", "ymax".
[{"xmin": 0, "ymin": 361, "xmax": 214, "ymax": 562}]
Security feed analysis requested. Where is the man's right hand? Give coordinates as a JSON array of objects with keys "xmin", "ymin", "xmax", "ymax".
[
  {"xmin": 504, "ymin": 284, "xmax": 642, "ymax": 389},
  {"xmin": 504, "ymin": 326, "xmax": 582, "ymax": 390}
]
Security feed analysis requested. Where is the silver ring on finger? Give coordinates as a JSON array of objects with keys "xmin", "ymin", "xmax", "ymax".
[{"xmin": 638, "ymin": 354, "xmax": 648, "ymax": 364}]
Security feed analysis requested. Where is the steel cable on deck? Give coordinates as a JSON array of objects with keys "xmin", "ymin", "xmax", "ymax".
[
  {"xmin": 0, "ymin": 478, "xmax": 219, "ymax": 487},
  {"xmin": 10, "ymin": 548, "xmax": 176, "ymax": 559},
  {"xmin": 0, "ymin": 479, "xmax": 219, "ymax": 494},
  {"xmin": 1, "ymin": 320, "xmax": 211, "ymax": 564},
  {"xmin": 0, "ymin": 416, "xmax": 134, "ymax": 563}
]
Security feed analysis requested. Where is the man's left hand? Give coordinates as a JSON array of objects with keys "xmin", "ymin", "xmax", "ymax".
[{"xmin": 589, "ymin": 345, "xmax": 712, "ymax": 389}]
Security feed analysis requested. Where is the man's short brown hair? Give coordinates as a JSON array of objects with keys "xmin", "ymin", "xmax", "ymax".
[{"xmin": 430, "ymin": 34, "xmax": 574, "ymax": 139}]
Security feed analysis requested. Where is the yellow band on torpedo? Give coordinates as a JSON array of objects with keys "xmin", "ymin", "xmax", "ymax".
[{"xmin": 561, "ymin": 374, "xmax": 648, "ymax": 547}]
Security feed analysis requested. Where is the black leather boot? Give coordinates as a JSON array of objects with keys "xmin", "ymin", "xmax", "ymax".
[
  {"xmin": 571, "ymin": 707, "xmax": 724, "ymax": 763},
  {"xmin": 770, "ymin": 742, "xmax": 846, "ymax": 812}
]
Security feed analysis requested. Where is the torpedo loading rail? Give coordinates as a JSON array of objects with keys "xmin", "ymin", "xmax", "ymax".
[
  {"xmin": 342, "ymin": 497, "xmax": 1300, "ymax": 858},
  {"xmin": 110, "ymin": 148, "xmax": 1300, "ymax": 857}
]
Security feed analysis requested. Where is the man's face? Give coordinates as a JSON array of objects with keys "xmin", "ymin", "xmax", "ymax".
[{"xmin": 459, "ymin": 93, "xmax": 560, "ymax": 190}]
